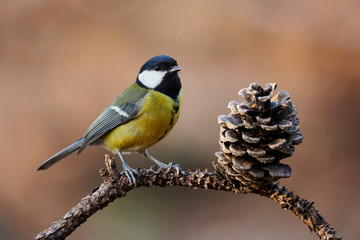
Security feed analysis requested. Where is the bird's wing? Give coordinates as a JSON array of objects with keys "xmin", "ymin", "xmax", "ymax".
[{"xmin": 78, "ymin": 84, "xmax": 148, "ymax": 152}]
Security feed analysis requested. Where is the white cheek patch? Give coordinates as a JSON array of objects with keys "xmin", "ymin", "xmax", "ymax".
[{"xmin": 138, "ymin": 70, "xmax": 167, "ymax": 89}]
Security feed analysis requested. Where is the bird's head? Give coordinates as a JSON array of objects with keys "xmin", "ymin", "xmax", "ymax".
[{"xmin": 136, "ymin": 55, "xmax": 182, "ymax": 100}]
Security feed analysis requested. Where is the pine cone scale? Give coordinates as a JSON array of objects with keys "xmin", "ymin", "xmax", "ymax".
[{"xmin": 216, "ymin": 83, "xmax": 303, "ymax": 186}]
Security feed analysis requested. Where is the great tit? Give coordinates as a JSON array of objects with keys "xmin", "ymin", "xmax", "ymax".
[{"xmin": 37, "ymin": 55, "xmax": 182, "ymax": 185}]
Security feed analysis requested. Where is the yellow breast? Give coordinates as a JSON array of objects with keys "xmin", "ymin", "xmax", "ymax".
[{"xmin": 102, "ymin": 90, "xmax": 182, "ymax": 153}]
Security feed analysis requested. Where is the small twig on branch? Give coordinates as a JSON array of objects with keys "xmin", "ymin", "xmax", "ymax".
[{"xmin": 34, "ymin": 155, "xmax": 341, "ymax": 240}]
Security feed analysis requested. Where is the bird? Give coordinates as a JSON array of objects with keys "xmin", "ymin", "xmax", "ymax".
[{"xmin": 37, "ymin": 55, "xmax": 182, "ymax": 186}]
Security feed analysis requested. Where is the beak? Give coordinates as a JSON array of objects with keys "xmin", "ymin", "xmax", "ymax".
[{"xmin": 170, "ymin": 66, "xmax": 182, "ymax": 72}]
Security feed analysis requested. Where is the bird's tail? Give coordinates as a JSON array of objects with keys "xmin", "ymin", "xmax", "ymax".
[{"xmin": 37, "ymin": 138, "xmax": 84, "ymax": 170}]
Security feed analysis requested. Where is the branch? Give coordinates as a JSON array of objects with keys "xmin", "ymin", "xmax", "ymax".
[
  {"xmin": 252, "ymin": 185, "xmax": 340, "ymax": 240},
  {"xmin": 34, "ymin": 155, "xmax": 341, "ymax": 240}
]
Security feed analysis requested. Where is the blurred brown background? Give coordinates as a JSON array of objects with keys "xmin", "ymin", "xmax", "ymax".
[{"xmin": 1, "ymin": 1, "xmax": 360, "ymax": 239}]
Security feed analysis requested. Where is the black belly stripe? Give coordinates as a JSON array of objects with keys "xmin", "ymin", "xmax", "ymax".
[
  {"xmin": 156, "ymin": 130, "xmax": 168, "ymax": 143},
  {"xmin": 156, "ymin": 102, "xmax": 179, "ymax": 143},
  {"xmin": 169, "ymin": 114, "xmax": 175, "ymax": 127},
  {"xmin": 173, "ymin": 105, "xmax": 179, "ymax": 113},
  {"xmin": 156, "ymin": 113, "xmax": 175, "ymax": 143}
]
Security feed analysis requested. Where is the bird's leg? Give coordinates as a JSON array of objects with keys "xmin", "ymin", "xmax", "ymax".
[
  {"xmin": 117, "ymin": 150, "xmax": 137, "ymax": 186},
  {"xmin": 141, "ymin": 149, "xmax": 181, "ymax": 175}
]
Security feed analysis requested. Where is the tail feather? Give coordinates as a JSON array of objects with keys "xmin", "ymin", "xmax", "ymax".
[{"xmin": 37, "ymin": 138, "xmax": 84, "ymax": 171}]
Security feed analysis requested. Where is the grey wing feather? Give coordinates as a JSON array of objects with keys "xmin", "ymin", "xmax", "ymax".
[{"xmin": 78, "ymin": 103, "xmax": 139, "ymax": 152}]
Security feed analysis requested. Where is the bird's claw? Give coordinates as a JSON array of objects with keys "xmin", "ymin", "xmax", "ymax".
[
  {"xmin": 141, "ymin": 150, "xmax": 180, "ymax": 175},
  {"xmin": 163, "ymin": 162, "xmax": 181, "ymax": 175},
  {"xmin": 122, "ymin": 163, "xmax": 138, "ymax": 187}
]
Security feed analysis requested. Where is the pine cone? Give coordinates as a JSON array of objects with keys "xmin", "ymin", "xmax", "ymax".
[{"xmin": 215, "ymin": 83, "xmax": 303, "ymax": 186}]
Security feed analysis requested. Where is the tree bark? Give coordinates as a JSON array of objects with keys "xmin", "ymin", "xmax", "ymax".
[{"xmin": 34, "ymin": 155, "xmax": 341, "ymax": 240}]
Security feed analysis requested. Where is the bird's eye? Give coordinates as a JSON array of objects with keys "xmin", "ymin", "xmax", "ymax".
[{"xmin": 155, "ymin": 65, "xmax": 160, "ymax": 71}]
